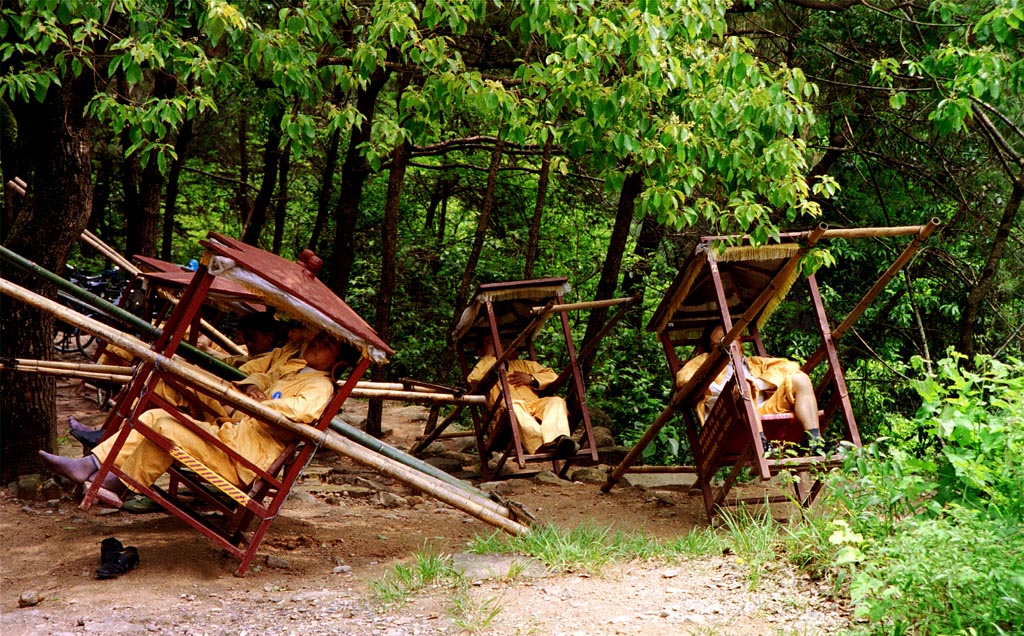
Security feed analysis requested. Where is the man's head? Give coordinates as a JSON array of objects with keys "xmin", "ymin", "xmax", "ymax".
[
  {"xmin": 235, "ymin": 312, "xmax": 279, "ymax": 355},
  {"xmin": 302, "ymin": 331, "xmax": 360, "ymax": 372},
  {"xmin": 699, "ymin": 323, "xmax": 727, "ymax": 352}
]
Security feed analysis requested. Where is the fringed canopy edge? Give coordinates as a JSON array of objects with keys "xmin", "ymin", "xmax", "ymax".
[{"xmin": 208, "ymin": 256, "xmax": 390, "ymax": 365}]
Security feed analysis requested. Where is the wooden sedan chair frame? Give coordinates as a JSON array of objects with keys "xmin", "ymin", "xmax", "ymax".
[
  {"xmin": 450, "ymin": 278, "xmax": 602, "ymax": 480},
  {"xmin": 603, "ymin": 221, "xmax": 940, "ymax": 520},
  {"xmin": 81, "ymin": 232, "xmax": 394, "ymax": 576}
]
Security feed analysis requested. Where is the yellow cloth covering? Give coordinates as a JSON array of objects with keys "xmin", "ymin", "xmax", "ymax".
[
  {"xmin": 92, "ymin": 363, "xmax": 334, "ymax": 489},
  {"xmin": 676, "ymin": 352, "xmax": 802, "ymax": 422},
  {"xmin": 468, "ymin": 356, "xmax": 569, "ymax": 454}
]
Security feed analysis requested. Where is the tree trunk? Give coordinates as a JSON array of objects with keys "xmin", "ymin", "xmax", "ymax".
[
  {"xmin": 365, "ymin": 139, "xmax": 412, "ymax": 438},
  {"xmin": 161, "ymin": 118, "xmax": 194, "ymax": 261},
  {"xmin": 327, "ymin": 66, "xmax": 390, "ymax": 295},
  {"xmin": 1, "ymin": 78, "xmax": 94, "ymax": 482},
  {"xmin": 272, "ymin": 140, "xmax": 291, "ymax": 255},
  {"xmin": 958, "ymin": 177, "xmax": 1023, "ymax": 358},
  {"xmin": 524, "ymin": 135, "xmax": 554, "ymax": 279},
  {"xmin": 621, "ymin": 212, "xmax": 664, "ymax": 329},
  {"xmin": 235, "ymin": 112, "xmax": 252, "ymax": 228},
  {"xmin": 241, "ymin": 108, "xmax": 284, "ymax": 247},
  {"xmin": 578, "ymin": 170, "xmax": 643, "ymax": 381},
  {"xmin": 439, "ymin": 138, "xmax": 505, "ymax": 383},
  {"xmin": 309, "ymin": 126, "xmax": 341, "ymax": 254}
]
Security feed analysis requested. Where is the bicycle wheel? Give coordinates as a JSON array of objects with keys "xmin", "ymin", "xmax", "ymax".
[
  {"xmin": 53, "ymin": 321, "xmax": 78, "ymax": 352},
  {"xmin": 75, "ymin": 327, "xmax": 96, "ymax": 356}
]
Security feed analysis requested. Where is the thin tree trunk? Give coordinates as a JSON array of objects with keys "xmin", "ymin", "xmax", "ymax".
[
  {"xmin": 621, "ymin": 213, "xmax": 664, "ymax": 329},
  {"xmin": 1, "ymin": 78, "xmax": 93, "ymax": 481},
  {"xmin": 578, "ymin": 170, "xmax": 643, "ymax": 381},
  {"xmin": 328, "ymin": 66, "xmax": 390, "ymax": 295},
  {"xmin": 241, "ymin": 109, "xmax": 284, "ymax": 246},
  {"xmin": 161, "ymin": 118, "xmax": 194, "ymax": 260},
  {"xmin": 959, "ymin": 178, "xmax": 1023, "ymax": 358},
  {"xmin": 235, "ymin": 112, "xmax": 252, "ymax": 228},
  {"xmin": 366, "ymin": 139, "xmax": 412, "ymax": 438},
  {"xmin": 439, "ymin": 138, "xmax": 505, "ymax": 383},
  {"xmin": 309, "ymin": 126, "xmax": 341, "ymax": 254},
  {"xmin": 524, "ymin": 135, "xmax": 554, "ymax": 279},
  {"xmin": 272, "ymin": 140, "xmax": 291, "ymax": 254}
]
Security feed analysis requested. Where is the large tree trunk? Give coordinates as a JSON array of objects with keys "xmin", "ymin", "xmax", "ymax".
[
  {"xmin": 578, "ymin": 170, "xmax": 643, "ymax": 381},
  {"xmin": 523, "ymin": 135, "xmax": 554, "ymax": 279},
  {"xmin": 235, "ymin": 112, "xmax": 252, "ymax": 229},
  {"xmin": 0, "ymin": 79, "xmax": 94, "ymax": 482},
  {"xmin": 365, "ymin": 139, "xmax": 412, "ymax": 438},
  {"xmin": 327, "ymin": 66, "xmax": 390, "ymax": 295},
  {"xmin": 959, "ymin": 178, "xmax": 1023, "ymax": 358},
  {"xmin": 241, "ymin": 109, "xmax": 284, "ymax": 247},
  {"xmin": 161, "ymin": 118, "xmax": 194, "ymax": 260}
]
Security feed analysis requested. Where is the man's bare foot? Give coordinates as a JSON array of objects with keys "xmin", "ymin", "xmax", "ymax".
[{"xmin": 37, "ymin": 451, "xmax": 99, "ymax": 484}]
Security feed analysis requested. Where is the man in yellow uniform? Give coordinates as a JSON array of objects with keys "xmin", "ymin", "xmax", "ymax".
[
  {"xmin": 675, "ymin": 324, "xmax": 823, "ymax": 455},
  {"xmin": 41, "ymin": 331, "xmax": 353, "ymax": 505},
  {"xmin": 468, "ymin": 335, "xmax": 576, "ymax": 458}
]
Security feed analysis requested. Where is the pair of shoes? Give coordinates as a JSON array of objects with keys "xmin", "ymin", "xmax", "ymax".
[
  {"xmin": 121, "ymin": 495, "xmax": 162, "ymax": 514},
  {"xmin": 96, "ymin": 539, "xmax": 139, "ymax": 579},
  {"xmin": 553, "ymin": 435, "xmax": 579, "ymax": 460},
  {"xmin": 68, "ymin": 417, "xmax": 104, "ymax": 449},
  {"xmin": 83, "ymin": 481, "xmax": 124, "ymax": 509}
]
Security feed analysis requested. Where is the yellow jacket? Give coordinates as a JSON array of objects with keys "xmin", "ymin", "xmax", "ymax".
[{"xmin": 468, "ymin": 356, "xmax": 558, "ymax": 407}]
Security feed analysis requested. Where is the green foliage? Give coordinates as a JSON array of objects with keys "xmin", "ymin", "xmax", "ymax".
[
  {"xmin": 370, "ymin": 547, "xmax": 457, "ymax": 608},
  {"xmin": 786, "ymin": 352, "xmax": 1024, "ymax": 636}
]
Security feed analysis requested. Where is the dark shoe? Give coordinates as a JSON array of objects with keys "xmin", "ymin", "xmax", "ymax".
[
  {"xmin": 121, "ymin": 495, "xmax": 162, "ymax": 514},
  {"xmin": 68, "ymin": 417, "xmax": 104, "ymax": 449},
  {"xmin": 805, "ymin": 430, "xmax": 825, "ymax": 456},
  {"xmin": 554, "ymin": 435, "xmax": 579, "ymax": 460},
  {"xmin": 100, "ymin": 537, "xmax": 124, "ymax": 564},
  {"xmin": 96, "ymin": 546, "xmax": 139, "ymax": 579},
  {"xmin": 760, "ymin": 433, "xmax": 775, "ymax": 458}
]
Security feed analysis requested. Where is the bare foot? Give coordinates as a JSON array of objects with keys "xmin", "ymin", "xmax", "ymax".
[{"xmin": 38, "ymin": 451, "xmax": 99, "ymax": 484}]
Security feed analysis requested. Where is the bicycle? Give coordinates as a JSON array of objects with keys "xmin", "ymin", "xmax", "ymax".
[{"xmin": 53, "ymin": 266, "xmax": 129, "ymax": 357}]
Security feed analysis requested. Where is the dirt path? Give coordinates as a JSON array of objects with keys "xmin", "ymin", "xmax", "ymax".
[{"xmin": 0, "ymin": 376, "xmax": 851, "ymax": 635}]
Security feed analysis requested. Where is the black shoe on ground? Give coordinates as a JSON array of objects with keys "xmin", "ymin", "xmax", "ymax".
[
  {"xmin": 553, "ymin": 435, "xmax": 579, "ymax": 460},
  {"xmin": 96, "ymin": 546, "xmax": 139, "ymax": 579}
]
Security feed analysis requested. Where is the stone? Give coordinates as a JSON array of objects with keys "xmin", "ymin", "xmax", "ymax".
[
  {"xmin": 622, "ymin": 472, "xmax": 698, "ymax": 489},
  {"xmin": 16, "ymin": 474, "xmax": 43, "ymax": 501},
  {"xmin": 450, "ymin": 553, "xmax": 551, "ymax": 580},
  {"xmin": 18, "ymin": 591, "xmax": 41, "ymax": 607},
  {"xmin": 590, "ymin": 426, "xmax": 616, "ymax": 448},
  {"xmin": 586, "ymin": 406, "xmax": 613, "ymax": 430},
  {"xmin": 567, "ymin": 467, "xmax": 608, "ymax": 485},
  {"xmin": 332, "ymin": 565, "xmax": 352, "ymax": 574},
  {"xmin": 40, "ymin": 478, "xmax": 64, "ymax": 501},
  {"xmin": 533, "ymin": 470, "xmax": 564, "ymax": 485},
  {"xmin": 378, "ymin": 492, "xmax": 406, "ymax": 508},
  {"xmin": 422, "ymin": 457, "xmax": 464, "ymax": 474},
  {"xmin": 266, "ymin": 555, "xmax": 290, "ymax": 569}
]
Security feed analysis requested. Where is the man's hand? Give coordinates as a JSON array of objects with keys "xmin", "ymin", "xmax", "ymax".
[
  {"xmin": 507, "ymin": 371, "xmax": 536, "ymax": 388},
  {"xmin": 243, "ymin": 385, "xmax": 268, "ymax": 401}
]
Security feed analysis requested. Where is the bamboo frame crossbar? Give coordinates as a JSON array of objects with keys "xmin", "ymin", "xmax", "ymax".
[
  {"xmin": 0, "ymin": 277, "xmax": 529, "ymax": 535},
  {"xmin": 530, "ymin": 296, "xmax": 634, "ymax": 315}
]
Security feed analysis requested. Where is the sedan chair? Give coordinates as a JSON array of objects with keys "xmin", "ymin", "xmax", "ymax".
[
  {"xmin": 81, "ymin": 232, "xmax": 393, "ymax": 575},
  {"xmin": 603, "ymin": 221, "xmax": 940, "ymax": 520}
]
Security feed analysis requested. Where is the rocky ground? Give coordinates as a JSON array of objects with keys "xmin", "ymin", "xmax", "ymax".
[{"xmin": 0, "ymin": 375, "xmax": 852, "ymax": 635}]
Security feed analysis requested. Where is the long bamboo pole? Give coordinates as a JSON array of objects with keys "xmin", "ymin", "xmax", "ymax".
[
  {"xmin": 530, "ymin": 296, "xmax": 634, "ymax": 315},
  {"xmin": 0, "ymin": 245, "xmax": 507, "ymax": 502},
  {"xmin": 348, "ymin": 388, "xmax": 485, "ymax": 405},
  {"xmin": 0, "ymin": 363, "xmax": 132, "ymax": 383},
  {"xmin": 0, "ymin": 277, "xmax": 526, "ymax": 532}
]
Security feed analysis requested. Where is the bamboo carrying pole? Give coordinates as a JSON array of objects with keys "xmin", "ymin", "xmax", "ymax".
[
  {"xmin": 0, "ymin": 245, "xmax": 509, "ymax": 504},
  {"xmin": 0, "ymin": 277, "xmax": 528, "ymax": 535}
]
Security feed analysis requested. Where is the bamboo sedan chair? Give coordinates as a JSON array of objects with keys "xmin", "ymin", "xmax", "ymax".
[
  {"xmin": 603, "ymin": 221, "xmax": 941, "ymax": 520},
  {"xmin": 450, "ymin": 278, "xmax": 599, "ymax": 480},
  {"xmin": 82, "ymin": 232, "xmax": 393, "ymax": 575}
]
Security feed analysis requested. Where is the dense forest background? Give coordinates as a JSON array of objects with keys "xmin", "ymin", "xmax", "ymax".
[{"xmin": 1, "ymin": 0, "xmax": 1021, "ymax": 479}]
